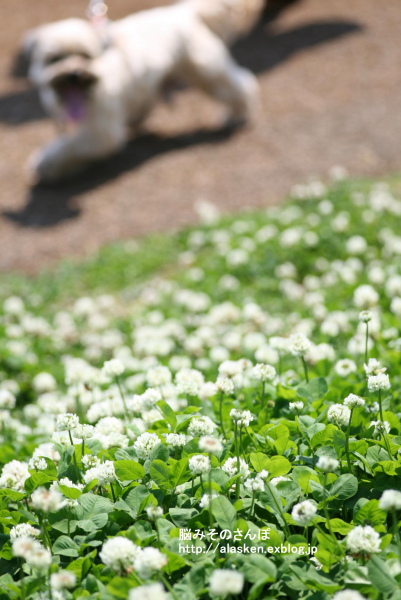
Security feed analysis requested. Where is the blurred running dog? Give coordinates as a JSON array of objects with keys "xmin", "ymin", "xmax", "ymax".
[{"xmin": 22, "ymin": 0, "xmax": 264, "ymax": 183}]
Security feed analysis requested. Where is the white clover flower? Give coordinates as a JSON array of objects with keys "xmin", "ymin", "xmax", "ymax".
[
  {"xmin": 270, "ymin": 476, "xmax": 291, "ymax": 486},
  {"xmin": 28, "ymin": 457, "xmax": 47, "ymax": 471},
  {"xmin": 244, "ymin": 478, "xmax": 265, "ymax": 492},
  {"xmin": 129, "ymin": 582, "xmax": 168, "ymax": 600},
  {"xmin": 222, "ymin": 457, "xmax": 250, "ymax": 481},
  {"xmin": 379, "ymin": 489, "xmax": 401, "ymax": 511},
  {"xmin": 163, "ymin": 433, "xmax": 188, "ymax": 447},
  {"xmin": 218, "ymin": 360, "xmax": 244, "ymax": 378},
  {"xmin": 0, "ymin": 389, "xmax": 16, "ymax": 409},
  {"xmin": 95, "ymin": 417, "xmax": 125, "ymax": 436},
  {"xmin": 175, "ymin": 368, "xmax": 204, "ymax": 396},
  {"xmin": 327, "ymin": 404, "xmax": 351, "ymax": 427},
  {"xmin": 390, "ymin": 297, "xmax": 401, "ymax": 317},
  {"xmin": 364, "ymin": 358, "xmax": 386, "ymax": 376},
  {"xmin": 102, "ymin": 359, "xmax": 125, "ymax": 378},
  {"xmin": 358, "ymin": 310, "xmax": 372, "ymax": 323},
  {"xmin": 344, "ymin": 394, "xmax": 365, "ymax": 409},
  {"xmin": 289, "ymin": 401, "xmax": 304, "ymax": 413},
  {"xmin": 141, "ymin": 388, "xmax": 162, "ymax": 410},
  {"xmin": 12, "ymin": 536, "xmax": 42, "ymax": 559},
  {"xmin": 209, "ymin": 569, "xmax": 244, "ymax": 597},
  {"xmin": 346, "ymin": 525, "xmax": 381, "ymax": 556},
  {"xmin": 82, "ymin": 455, "xmax": 100, "ymax": 469},
  {"xmin": 0, "ymin": 460, "xmax": 30, "ymax": 491},
  {"xmin": 53, "ymin": 477, "xmax": 84, "ymax": 492},
  {"xmin": 230, "ymin": 409, "xmax": 254, "ymax": 427},
  {"xmin": 100, "ymin": 537, "xmax": 142, "ymax": 573},
  {"xmin": 189, "ymin": 455, "xmax": 211, "ymax": 475},
  {"xmin": 252, "ymin": 364, "xmax": 276, "ymax": 382},
  {"xmin": 188, "ymin": 416, "xmax": 217, "ymax": 437},
  {"xmin": 333, "ymin": 591, "xmax": 367, "ymax": 600},
  {"xmin": 369, "ymin": 420, "xmax": 391, "ymax": 437},
  {"xmin": 10, "ymin": 523, "xmax": 40, "ymax": 541},
  {"xmin": 33, "ymin": 373, "xmax": 57, "ymax": 393},
  {"xmin": 199, "ymin": 493, "xmax": 219, "ymax": 509},
  {"xmin": 310, "ymin": 556, "xmax": 323, "ymax": 570},
  {"xmin": 291, "ymin": 500, "xmax": 317, "ymax": 526},
  {"xmin": 365, "ymin": 401, "xmax": 380, "ymax": 414},
  {"xmin": 288, "ymin": 333, "xmax": 312, "ymax": 357},
  {"xmin": 146, "ymin": 366, "xmax": 172, "ymax": 387},
  {"xmin": 3, "ymin": 296, "xmax": 25, "ymax": 315},
  {"xmin": 353, "ymin": 285, "xmax": 379, "ymax": 309},
  {"xmin": 31, "ymin": 487, "xmax": 65, "ymax": 513},
  {"xmin": 199, "ymin": 436, "xmax": 223, "ymax": 454},
  {"xmin": 367, "ymin": 373, "xmax": 391, "ymax": 392},
  {"xmin": 133, "ymin": 433, "xmax": 161, "ymax": 459},
  {"xmin": 335, "ymin": 359, "xmax": 357, "ymax": 377},
  {"xmin": 50, "ymin": 571, "xmax": 77, "ymax": 590},
  {"xmin": 146, "ymin": 506, "xmax": 164, "ymax": 520},
  {"xmin": 199, "ymin": 382, "xmax": 218, "ymax": 400},
  {"xmin": 94, "ymin": 461, "xmax": 116, "ymax": 485},
  {"xmin": 33, "ymin": 443, "xmax": 60, "ymax": 463},
  {"xmin": 134, "ymin": 547, "xmax": 168, "ymax": 579},
  {"xmin": 25, "ymin": 546, "xmax": 52, "ymax": 571},
  {"xmin": 316, "ymin": 456, "xmax": 339, "ymax": 473},
  {"xmin": 56, "ymin": 413, "xmax": 80, "ymax": 432},
  {"xmin": 215, "ymin": 376, "xmax": 235, "ymax": 395},
  {"xmin": 73, "ymin": 424, "xmax": 95, "ymax": 440}
]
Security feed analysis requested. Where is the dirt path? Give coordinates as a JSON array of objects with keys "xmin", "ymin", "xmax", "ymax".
[{"xmin": 0, "ymin": 0, "xmax": 400, "ymax": 273}]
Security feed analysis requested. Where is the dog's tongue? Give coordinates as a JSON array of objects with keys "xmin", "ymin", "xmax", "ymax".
[{"xmin": 64, "ymin": 88, "xmax": 87, "ymax": 122}]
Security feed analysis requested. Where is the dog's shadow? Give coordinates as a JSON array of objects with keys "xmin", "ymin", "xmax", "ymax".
[
  {"xmin": 3, "ymin": 126, "xmax": 237, "ymax": 227},
  {"xmin": 1, "ymin": 0, "xmax": 364, "ymax": 227}
]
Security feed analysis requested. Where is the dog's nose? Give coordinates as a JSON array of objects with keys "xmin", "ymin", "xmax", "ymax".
[{"xmin": 70, "ymin": 70, "xmax": 84, "ymax": 82}]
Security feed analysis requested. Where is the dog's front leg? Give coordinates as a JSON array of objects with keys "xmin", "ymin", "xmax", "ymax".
[{"xmin": 27, "ymin": 125, "xmax": 127, "ymax": 184}]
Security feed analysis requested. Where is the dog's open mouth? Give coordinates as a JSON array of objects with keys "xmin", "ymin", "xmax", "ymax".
[{"xmin": 51, "ymin": 70, "xmax": 97, "ymax": 122}]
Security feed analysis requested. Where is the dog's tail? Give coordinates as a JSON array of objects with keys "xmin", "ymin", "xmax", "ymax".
[{"xmin": 188, "ymin": 0, "xmax": 265, "ymax": 44}]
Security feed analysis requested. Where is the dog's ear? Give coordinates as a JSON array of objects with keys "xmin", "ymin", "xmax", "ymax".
[{"xmin": 11, "ymin": 28, "xmax": 42, "ymax": 78}]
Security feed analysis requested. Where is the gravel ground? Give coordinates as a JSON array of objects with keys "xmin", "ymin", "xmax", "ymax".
[{"xmin": 0, "ymin": 0, "xmax": 400, "ymax": 273}]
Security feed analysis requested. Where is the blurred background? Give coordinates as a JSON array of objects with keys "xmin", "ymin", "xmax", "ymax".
[{"xmin": 0, "ymin": 0, "xmax": 400, "ymax": 273}]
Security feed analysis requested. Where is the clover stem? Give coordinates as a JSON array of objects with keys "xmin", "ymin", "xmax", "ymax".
[
  {"xmin": 219, "ymin": 393, "xmax": 226, "ymax": 439},
  {"xmin": 365, "ymin": 322, "xmax": 369, "ymax": 365},
  {"xmin": 208, "ymin": 456, "xmax": 214, "ymax": 526},
  {"xmin": 161, "ymin": 574, "xmax": 179, "ymax": 600},
  {"xmin": 68, "ymin": 430, "xmax": 78, "ymax": 470},
  {"xmin": 378, "ymin": 389, "xmax": 384, "ymax": 421},
  {"xmin": 234, "ymin": 422, "xmax": 240, "ymax": 500},
  {"xmin": 110, "ymin": 482, "xmax": 116, "ymax": 502},
  {"xmin": 261, "ymin": 381, "xmax": 266, "ymax": 410},
  {"xmin": 48, "ymin": 569, "xmax": 53, "ymax": 600},
  {"xmin": 322, "ymin": 474, "xmax": 338, "ymax": 547},
  {"xmin": 391, "ymin": 510, "xmax": 401, "ymax": 568},
  {"xmin": 345, "ymin": 409, "xmax": 353, "ymax": 473},
  {"xmin": 301, "ymin": 356, "xmax": 309, "ymax": 383},
  {"xmin": 249, "ymin": 491, "xmax": 255, "ymax": 519}
]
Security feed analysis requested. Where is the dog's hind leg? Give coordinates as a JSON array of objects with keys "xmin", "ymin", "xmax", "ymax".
[{"xmin": 185, "ymin": 26, "xmax": 259, "ymax": 123}]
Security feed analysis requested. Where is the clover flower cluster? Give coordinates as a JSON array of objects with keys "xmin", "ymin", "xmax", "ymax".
[{"xmin": 2, "ymin": 178, "xmax": 401, "ymax": 599}]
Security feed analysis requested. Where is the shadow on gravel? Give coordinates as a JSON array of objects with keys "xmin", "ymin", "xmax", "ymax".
[
  {"xmin": 3, "ymin": 126, "xmax": 237, "ymax": 227},
  {"xmin": 1, "ymin": 1, "xmax": 363, "ymax": 228}
]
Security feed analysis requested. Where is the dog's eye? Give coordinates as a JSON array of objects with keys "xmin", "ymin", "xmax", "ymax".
[
  {"xmin": 76, "ymin": 52, "xmax": 92, "ymax": 60},
  {"xmin": 46, "ymin": 53, "xmax": 67, "ymax": 65}
]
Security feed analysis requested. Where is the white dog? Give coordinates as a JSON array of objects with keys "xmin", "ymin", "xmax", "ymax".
[{"xmin": 23, "ymin": 0, "xmax": 264, "ymax": 183}]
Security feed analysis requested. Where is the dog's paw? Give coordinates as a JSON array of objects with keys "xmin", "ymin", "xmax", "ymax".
[{"xmin": 25, "ymin": 148, "xmax": 64, "ymax": 185}]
